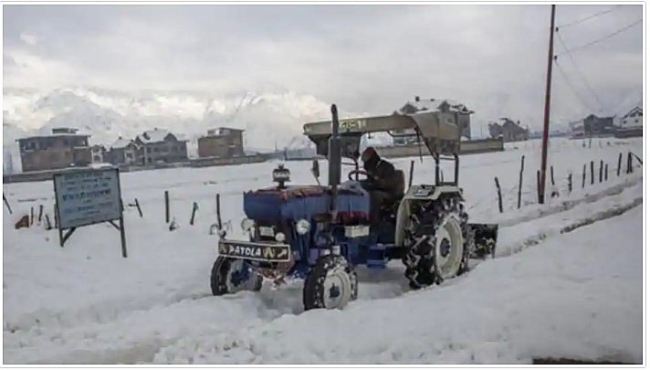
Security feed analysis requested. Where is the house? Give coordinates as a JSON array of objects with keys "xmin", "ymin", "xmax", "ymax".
[
  {"xmin": 582, "ymin": 114, "xmax": 615, "ymax": 137},
  {"xmin": 134, "ymin": 128, "xmax": 188, "ymax": 165},
  {"xmin": 90, "ymin": 145, "xmax": 107, "ymax": 164},
  {"xmin": 197, "ymin": 127, "xmax": 245, "ymax": 158},
  {"xmin": 16, "ymin": 127, "xmax": 91, "ymax": 172},
  {"xmin": 614, "ymin": 106, "xmax": 643, "ymax": 138},
  {"xmin": 108, "ymin": 137, "xmax": 144, "ymax": 166},
  {"xmin": 396, "ymin": 96, "xmax": 474, "ymax": 140},
  {"xmin": 568, "ymin": 120, "xmax": 586, "ymax": 139},
  {"xmin": 488, "ymin": 118, "xmax": 529, "ymax": 142},
  {"xmin": 618, "ymin": 106, "xmax": 642, "ymax": 128}
]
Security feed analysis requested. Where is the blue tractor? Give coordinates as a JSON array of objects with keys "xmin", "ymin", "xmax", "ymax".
[{"xmin": 211, "ymin": 104, "xmax": 498, "ymax": 310}]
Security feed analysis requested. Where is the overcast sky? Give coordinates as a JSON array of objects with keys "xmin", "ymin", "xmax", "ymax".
[{"xmin": 3, "ymin": 3, "xmax": 644, "ymax": 122}]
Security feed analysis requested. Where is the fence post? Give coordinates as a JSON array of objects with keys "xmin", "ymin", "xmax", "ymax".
[
  {"xmin": 605, "ymin": 164, "xmax": 609, "ymax": 181},
  {"xmin": 54, "ymin": 203, "xmax": 59, "ymax": 229},
  {"xmin": 517, "ymin": 155, "xmax": 525, "ymax": 209},
  {"xmin": 590, "ymin": 161, "xmax": 594, "ymax": 185},
  {"xmin": 536, "ymin": 170, "xmax": 541, "ymax": 202},
  {"xmin": 599, "ymin": 160, "xmax": 603, "ymax": 183},
  {"xmin": 135, "ymin": 198, "xmax": 143, "ymax": 218},
  {"xmin": 627, "ymin": 151, "xmax": 633, "ymax": 174},
  {"xmin": 216, "ymin": 194, "xmax": 223, "ymax": 229},
  {"xmin": 3, "ymin": 193, "xmax": 12, "ymax": 214},
  {"xmin": 38, "ymin": 204, "xmax": 44, "ymax": 223},
  {"xmin": 165, "ymin": 191, "xmax": 170, "ymax": 223},
  {"xmin": 494, "ymin": 177, "xmax": 503, "ymax": 213},
  {"xmin": 30, "ymin": 206, "xmax": 34, "ymax": 226},
  {"xmin": 550, "ymin": 165, "xmax": 555, "ymax": 187},
  {"xmin": 190, "ymin": 202, "xmax": 199, "ymax": 226},
  {"xmin": 568, "ymin": 173, "xmax": 573, "ymax": 194},
  {"xmin": 617, "ymin": 152, "xmax": 622, "ymax": 177},
  {"xmin": 582, "ymin": 164, "xmax": 586, "ymax": 189}
]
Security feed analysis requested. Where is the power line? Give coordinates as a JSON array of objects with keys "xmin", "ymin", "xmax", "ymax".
[
  {"xmin": 556, "ymin": 5, "xmax": 622, "ymax": 29},
  {"xmin": 556, "ymin": 18, "xmax": 643, "ymax": 56},
  {"xmin": 555, "ymin": 32, "xmax": 607, "ymax": 113},
  {"xmin": 553, "ymin": 59, "xmax": 597, "ymax": 112}
]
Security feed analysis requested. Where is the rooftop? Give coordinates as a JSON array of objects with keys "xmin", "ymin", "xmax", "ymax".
[
  {"xmin": 205, "ymin": 127, "xmax": 245, "ymax": 137},
  {"xmin": 111, "ymin": 137, "xmax": 138, "ymax": 149},
  {"xmin": 400, "ymin": 97, "xmax": 472, "ymax": 114},
  {"xmin": 16, "ymin": 132, "xmax": 90, "ymax": 142}
]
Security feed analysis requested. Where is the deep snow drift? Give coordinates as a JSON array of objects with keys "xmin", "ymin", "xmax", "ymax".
[{"xmin": 2, "ymin": 137, "xmax": 644, "ymax": 364}]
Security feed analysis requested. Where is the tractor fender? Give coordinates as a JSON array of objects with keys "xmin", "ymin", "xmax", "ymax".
[{"xmin": 394, "ymin": 185, "xmax": 464, "ymax": 247}]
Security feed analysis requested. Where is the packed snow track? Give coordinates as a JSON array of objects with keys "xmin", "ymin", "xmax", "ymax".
[{"xmin": 2, "ymin": 138, "xmax": 643, "ymax": 364}]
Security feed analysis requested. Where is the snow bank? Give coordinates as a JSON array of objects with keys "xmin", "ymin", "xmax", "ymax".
[
  {"xmin": 153, "ymin": 205, "xmax": 643, "ymax": 364},
  {"xmin": 2, "ymin": 136, "xmax": 643, "ymax": 364}
]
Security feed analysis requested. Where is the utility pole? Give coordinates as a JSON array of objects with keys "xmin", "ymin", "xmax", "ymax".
[{"xmin": 539, "ymin": 4, "xmax": 556, "ymax": 204}]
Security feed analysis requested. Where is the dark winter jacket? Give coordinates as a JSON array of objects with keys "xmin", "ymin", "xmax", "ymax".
[{"xmin": 362, "ymin": 151, "xmax": 400, "ymax": 195}]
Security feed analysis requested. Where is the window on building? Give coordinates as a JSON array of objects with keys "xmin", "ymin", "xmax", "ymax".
[
  {"xmin": 147, "ymin": 147, "xmax": 152, "ymax": 153},
  {"xmin": 635, "ymin": 119, "xmax": 639, "ymax": 124}
]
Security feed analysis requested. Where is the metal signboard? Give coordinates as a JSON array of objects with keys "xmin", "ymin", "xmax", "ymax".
[
  {"xmin": 54, "ymin": 168, "xmax": 122, "ymax": 229},
  {"xmin": 53, "ymin": 167, "xmax": 127, "ymax": 257}
]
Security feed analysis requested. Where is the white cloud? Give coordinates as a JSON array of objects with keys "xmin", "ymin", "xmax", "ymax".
[
  {"xmin": 19, "ymin": 32, "xmax": 38, "ymax": 45},
  {"xmin": 2, "ymin": 4, "xmax": 643, "ymax": 128}
]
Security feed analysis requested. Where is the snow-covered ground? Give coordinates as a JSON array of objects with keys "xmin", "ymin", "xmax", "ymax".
[{"xmin": 2, "ymin": 136, "xmax": 644, "ymax": 364}]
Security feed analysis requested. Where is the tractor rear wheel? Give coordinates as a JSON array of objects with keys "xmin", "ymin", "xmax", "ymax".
[
  {"xmin": 303, "ymin": 254, "xmax": 358, "ymax": 311},
  {"xmin": 403, "ymin": 205, "xmax": 467, "ymax": 289}
]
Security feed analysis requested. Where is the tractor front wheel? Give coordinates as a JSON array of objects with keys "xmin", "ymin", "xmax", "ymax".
[
  {"xmin": 303, "ymin": 255, "xmax": 358, "ymax": 311},
  {"xmin": 210, "ymin": 257, "xmax": 263, "ymax": 296}
]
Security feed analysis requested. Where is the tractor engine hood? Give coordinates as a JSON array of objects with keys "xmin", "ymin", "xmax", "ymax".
[{"xmin": 243, "ymin": 185, "xmax": 370, "ymax": 224}]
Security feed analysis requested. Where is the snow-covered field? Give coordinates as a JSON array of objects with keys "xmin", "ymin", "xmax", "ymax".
[{"xmin": 2, "ymin": 137, "xmax": 644, "ymax": 364}]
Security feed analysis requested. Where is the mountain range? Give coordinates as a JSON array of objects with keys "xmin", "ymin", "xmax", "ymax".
[
  {"xmin": 3, "ymin": 88, "xmax": 348, "ymax": 150},
  {"xmin": 3, "ymin": 86, "xmax": 641, "ymax": 173}
]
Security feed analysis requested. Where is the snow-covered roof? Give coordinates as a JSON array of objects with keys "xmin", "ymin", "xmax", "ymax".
[
  {"xmin": 621, "ymin": 106, "xmax": 642, "ymax": 119},
  {"xmin": 111, "ymin": 138, "xmax": 135, "ymax": 149},
  {"xmin": 399, "ymin": 98, "xmax": 471, "ymax": 114},
  {"xmin": 206, "ymin": 127, "xmax": 245, "ymax": 137},
  {"xmin": 136, "ymin": 128, "xmax": 187, "ymax": 144},
  {"xmin": 137, "ymin": 129, "xmax": 171, "ymax": 143}
]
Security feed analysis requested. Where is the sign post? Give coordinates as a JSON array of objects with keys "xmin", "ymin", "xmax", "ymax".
[{"xmin": 53, "ymin": 167, "xmax": 127, "ymax": 258}]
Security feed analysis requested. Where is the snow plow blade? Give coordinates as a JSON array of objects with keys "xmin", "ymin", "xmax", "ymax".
[{"xmin": 468, "ymin": 223, "xmax": 499, "ymax": 259}]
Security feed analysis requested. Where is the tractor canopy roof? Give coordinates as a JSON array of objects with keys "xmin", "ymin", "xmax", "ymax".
[{"xmin": 303, "ymin": 110, "xmax": 462, "ymax": 159}]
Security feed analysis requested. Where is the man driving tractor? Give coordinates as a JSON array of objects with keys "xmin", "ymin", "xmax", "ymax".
[{"xmin": 359, "ymin": 147, "xmax": 402, "ymax": 221}]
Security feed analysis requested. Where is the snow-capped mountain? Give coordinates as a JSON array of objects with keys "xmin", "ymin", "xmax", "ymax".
[{"xmin": 3, "ymin": 88, "xmax": 353, "ymax": 153}]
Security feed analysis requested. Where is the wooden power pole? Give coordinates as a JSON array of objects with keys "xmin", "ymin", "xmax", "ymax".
[{"xmin": 539, "ymin": 4, "xmax": 556, "ymax": 204}]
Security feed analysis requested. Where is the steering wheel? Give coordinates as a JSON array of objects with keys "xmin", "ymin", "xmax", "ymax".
[{"xmin": 348, "ymin": 169, "xmax": 371, "ymax": 181}]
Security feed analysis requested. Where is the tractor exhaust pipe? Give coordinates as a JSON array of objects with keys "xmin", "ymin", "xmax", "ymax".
[{"xmin": 328, "ymin": 104, "xmax": 341, "ymax": 188}]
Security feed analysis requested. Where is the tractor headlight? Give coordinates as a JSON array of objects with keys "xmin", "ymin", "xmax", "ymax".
[
  {"xmin": 241, "ymin": 218, "xmax": 255, "ymax": 232},
  {"xmin": 275, "ymin": 232, "xmax": 286, "ymax": 243},
  {"xmin": 296, "ymin": 219, "xmax": 311, "ymax": 235}
]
